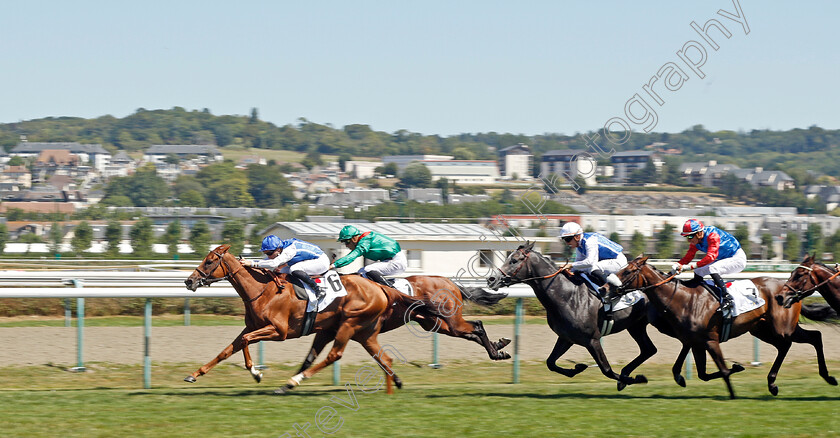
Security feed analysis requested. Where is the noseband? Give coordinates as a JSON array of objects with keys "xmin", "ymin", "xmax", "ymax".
[
  {"xmin": 193, "ymin": 249, "xmax": 239, "ymax": 288},
  {"xmin": 497, "ymin": 248, "xmax": 564, "ymax": 286},
  {"xmin": 784, "ymin": 263, "xmax": 840, "ymax": 302}
]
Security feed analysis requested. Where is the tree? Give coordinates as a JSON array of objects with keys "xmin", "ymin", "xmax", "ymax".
[
  {"xmin": 8, "ymin": 156, "xmax": 24, "ymax": 166},
  {"xmin": 205, "ymin": 178, "xmax": 255, "ymax": 207},
  {"xmin": 399, "ymin": 163, "xmax": 432, "ymax": 188},
  {"xmin": 804, "ymin": 223, "xmax": 824, "ymax": 259},
  {"xmin": 784, "ymin": 233, "xmax": 802, "ymax": 262},
  {"xmin": 161, "ymin": 220, "xmax": 182, "ymax": 257},
  {"xmin": 71, "ymin": 221, "xmax": 93, "ymax": 254},
  {"xmin": 609, "ymin": 232, "xmax": 621, "ymax": 246},
  {"xmin": 654, "ymin": 224, "xmax": 675, "ymax": 259},
  {"xmin": 189, "ymin": 221, "xmax": 211, "ymax": 255},
  {"xmin": 338, "ymin": 153, "xmax": 352, "ymax": 172},
  {"xmin": 222, "ymin": 219, "xmax": 246, "ymax": 255},
  {"xmin": 0, "ymin": 222, "xmax": 7, "ymax": 255},
  {"xmin": 733, "ymin": 224, "xmax": 750, "ymax": 259},
  {"xmin": 179, "ymin": 190, "xmax": 206, "ymax": 207},
  {"xmin": 760, "ymin": 233, "xmax": 776, "ymax": 260},
  {"xmin": 301, "ymin": 150, "xmax": 323, "ymax": 170},
  {"xmin": 245, "ymin": 164, "xmax": 294, "ymax": 207},
  {"xmin": 164, "ymin": 153, "xmax": 180, "ymax": 165},
  {"xmin": 452, "ymin": 147, "xmax": 476, "ymax": 160},
  {"xmin": 130, "ymin": 217, "xmax": 154, "ymax": 258},
  {"xmin": 102, "ymin": 164, "xmax": 170, "ymax": 207},
  {"xmin": 105, "ymin": 219, "xmax": 123, "ymax": 256},
  {"xmin": 49, "ymin": 221, "xmax": 63, "ymax": 255},
  {"xmin": 629, "ymin": 231, "xmax": 646, "ymax": 257}
]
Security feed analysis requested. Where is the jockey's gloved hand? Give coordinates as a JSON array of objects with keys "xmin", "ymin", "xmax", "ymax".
[{"xmin": 670, "ymin": 263, "xmax": 682, "ymax": 272}]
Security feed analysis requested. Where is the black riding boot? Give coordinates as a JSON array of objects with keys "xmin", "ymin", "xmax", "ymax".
[
  {"xmin": 366, "ymin": 271, "xmax": 394, "ymax": 288},
  {"xmin": 292, "ymin": 270, "xmax": 325, "ymax": 300},
  {"xmin": 589, "ymin": 270, "xmax": 611, "ymax": 304},
  {"xmin": 710, "ymin": 273, "xmax": 733, "ymax": 315}
]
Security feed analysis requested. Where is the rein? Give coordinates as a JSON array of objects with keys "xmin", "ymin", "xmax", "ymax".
[
  {"xmin": 786, "ymin": 263, "xmax": 840, "ymax": 301},
  {"xmin": 194, "ymin": 249, "xmax": 268, "ymax": 303},
  {"xmin": 500, "ymin": 249, "xmax": 566, "ymax": 284}
]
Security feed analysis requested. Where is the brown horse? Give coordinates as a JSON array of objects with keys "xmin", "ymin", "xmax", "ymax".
[
  {"xmin": 294, "ymin": 275, "xmax": 512, "ymax": 374},
  {"xmin": 783, "ymin": 255, "xmax": 840, "ymax": 312},
  {"xmin": 617, "ymin": 255, "xmax": 837, "ymax": 398},
  {"xmin": 183, "ymin": 244, "xmax": 446, "ymax": 394}
]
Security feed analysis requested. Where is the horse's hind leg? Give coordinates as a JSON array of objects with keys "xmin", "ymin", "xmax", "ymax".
[
  {"xmin": 690, "ymin": 345, "xmax": 744, "ymax": 382},
  {"xmin": 358, "ymin": 336, "xmax": 404, "ymax": 395},
  {"xmin": 185, "ymin": 327, "xmax": 250, "ymax": 383},
  {"xmin": 297, "ymin": 330, "xmax": 337, "ymax": 373},
  {"xmin": 617, "ymin": 322, "xmax": 656, "ymax": 390},
  {"xmin": 584, "ymin": 338, "xmax": 638, "ymax": 388},
  {"xmin": 791, "ymin": 325, "xmax": 838, "ymax": 386},
  {"xmin": 546, "ymin": 338, "xmax": 588, "ymax": 377},
  {"xmin": 277, "ymin": 322, "xmax": 358, "ymax": 394},
  {"xmin": 703, "ymin": 341, "xmax": 737, "ymax": 399},
  {"xmin": 466, "ymin": 320, "xmax": 510, "ymax": 360}
]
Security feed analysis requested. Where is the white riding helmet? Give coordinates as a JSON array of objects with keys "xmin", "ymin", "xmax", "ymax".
[{"xmin": 559, "ymin": 222, "xmax": 583, "ymax": 238}]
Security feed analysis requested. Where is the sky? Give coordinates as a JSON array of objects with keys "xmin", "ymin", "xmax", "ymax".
[{"xmin": 2, "ymin": 1, "xmax": 838, "ymax": 137}]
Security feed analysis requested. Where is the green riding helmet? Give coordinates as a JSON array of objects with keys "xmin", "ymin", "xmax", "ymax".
[{"xmin": 337, "ymin": 225, "xmax": 362, "ymax": 242}]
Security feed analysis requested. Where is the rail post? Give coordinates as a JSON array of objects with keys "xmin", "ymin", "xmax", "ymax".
[
  {"xmin": 71, "ymin": 280, "xmax": 85, "ymax": 372},
  {"xmin": 144, "ymin": 298, "xmax": 152, "ymax": 389},
  {"xmin": 751, "ymin": 336, "xmax": 761, "ymax": 366},
  {"xmin": 513, "ymin": 297, "xmax": 523, "ymax": 384},
  {"xmin": 333, "ymin": 360, "xmax": 341, "ymax": 385},
  {"xmin": 429, "ymin": 332, "xmax": 441, "ymax": 369},
  {"xmin": 183, "ymin": 298, "xmax": 190, "ymax": 326}
]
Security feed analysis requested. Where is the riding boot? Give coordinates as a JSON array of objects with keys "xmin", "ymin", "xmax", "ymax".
[
  {"xmin": 710, "ymin": 273, "xmax": 733, "ymax": 316},
  {"xmin": 589, "ymin": 270, "xmax": 610, "ymax": 304},
  {"xmin": 292, "ymin": 270, "xmax": 325, "ymax": 300},
  {"xmin": 366, "ymin": 271, "xmax": 394, "ymax": 288}
]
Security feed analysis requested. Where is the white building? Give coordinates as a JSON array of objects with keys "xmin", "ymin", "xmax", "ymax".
[
  {"xmin": 10, "ymin": 142, "xmax": 111, "ymax": 172},
  {"xmin": 143, "ymin": 145, "xmax": 223, "ymax": 164},
  {"xmin": 540, "ymin": 149, "xmax": 597, "ymax": 186},
  {"xmin": 421, "ymin": 160, "xmax": 500, "ymax": 185},
  {"xmin": 498, "ymin": 144, "xmax": 533, "ymax": 180},
  {"xmin": 261, "ymin": 221, "xmax": 554, "ymax": 277},
  {"xmin": 345, "ymin": 160, "xmax": 382, "ymax": 179},
  {"xmin": 383, "ymin": 155, "xmax": 453, "ymax": 172}
]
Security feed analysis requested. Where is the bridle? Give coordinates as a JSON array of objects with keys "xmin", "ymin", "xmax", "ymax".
[
  {"xmin": 783, "ymin": 262, "xmax": 840, "ymax": 303},
  {"xmin": 617, "ymin": 263, "xmax": 681, "ymax": 309},
  {"xmin": 497, "ymin": 247, "xmax": 565, "ymax": 286},
  {"xmin": 193, "ymin": 248, "xmax": 240, "ymax": 288}
]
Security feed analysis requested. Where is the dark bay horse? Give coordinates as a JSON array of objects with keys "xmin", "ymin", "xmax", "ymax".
[
  {"xmin": 783, "ymin": 255, "xmax": 840, "ymax": 312},
  {"xmin": 183, "ymin": 245, "xmax": 445, "ymax": 394},
  {"xmin": 486, "ymin": 242, "xmax": 658, "ymax": 390},
  {"xmin": 617, "ymin": 255, "xmax": 837, "ymax": 398},
  {"xmin": 295, "ymin": 276, "xmax": 512, "ymax": 375}
]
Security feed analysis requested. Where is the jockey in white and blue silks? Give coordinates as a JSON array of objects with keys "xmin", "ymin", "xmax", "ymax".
[
  {"xmin": 241, "ymin": 235, "xmax": 331, "ymax": 298},
  {"xmin": 559, "ymin": 221, "xmax": 627, "ymax": 303}
]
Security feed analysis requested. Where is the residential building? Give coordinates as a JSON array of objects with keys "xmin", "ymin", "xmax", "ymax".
[
  {"xmin": 679, "ymin": 160, "xmax": 741, "ymax": 187},
  {"xmin": 383, "ymin": 155, "xmax": 453, "ymax": 172},
  {"xmin": 345, "ymin": 160, "xmax": 382, "ymax": 179},
  {"xmin": 498, "ymin": 143, "xmax": 533, "ymax": 180},
  {"xmin": 10, "ymin": 142, "xmax": 111, "ymax": 171},
  {"xmin": 611, "ymin": 150, "xmax": 662, "ymax": 184},
  {"xmin": 0, "ymin": 165, "xmax": 32, "ymax": 189},
  {"xmin": 420, "ymin": 160, "xmax": 500, "ymax": 185},
  {"xmin": 540, "ymin": 149, "xmax": 596, "ymax": 186},
  {"xmin": 143, "ymin": 145, "xmax": 223, "ymax": 164}
]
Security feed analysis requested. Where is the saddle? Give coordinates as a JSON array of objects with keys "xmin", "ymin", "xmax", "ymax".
[{"xmin": 270, "ymin": 272, "xmax": 322, "ymax": 337}]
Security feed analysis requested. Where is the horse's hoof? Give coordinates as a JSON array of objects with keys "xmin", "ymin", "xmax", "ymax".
[
  {"xmin": 184, "ymin": 376, "xmax": 197, "ymax": 383},
  {"xmin": 634, "ymin": 375, "xmax": 648, "ymax": 384},
  {"xmin": 769, "ymin": 385, "xmax": 779, "ymax": 396},
  {"xmin": 394, "ymin": 376, "xmax": 403, "ymax": 389},
  {"xmin": 675, "ymin": 375, "xmax": 686, "ymax": 387},
  {"xmin": 617, "ymin": 381, "xmax": 626, "ymax": 391},
  {"xmin": 825, "ymin": 375, "xmax": 838, "ymax": 386},
  {"xmin": 497, "ymin": 338, "xmax": 512, "ymax": 349},
  {"xmin": 495, "ymin": 351, "xmax": 511, "ymax": 361},
  {"xmin": 274, "ymin": 385, "xmax": 294, "ymax": 395},
  {"xmin": 253, "ymin": 373, "xmax": 262, "ymax": 383},
  {"xmin": 574, "ymin": 363, "xmax": 588, "ymax": 374},
  {"xmin": 731, "ymin": 363, "xmax": 745, "ymax": 373}
]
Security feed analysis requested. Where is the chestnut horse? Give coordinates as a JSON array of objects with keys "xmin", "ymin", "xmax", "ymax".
[
  {"xmin": 294, "ymin": 275, "xmax": 512, "ymax": 375},
  {"xmin": 616, "ymin": 255, "xmax": 837, "ymax": 398},
  {"xmin": 782, "ymin": 254, "xmax": 840, "ymax": 312},
  {"xmin": 183, "ymin": 245, "xmax": 445, "ymax": 394}
]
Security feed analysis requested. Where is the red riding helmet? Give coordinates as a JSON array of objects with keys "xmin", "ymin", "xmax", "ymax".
[{"xmin": 680, "ymin": 218, "xmax": 704, "ymax": 236}]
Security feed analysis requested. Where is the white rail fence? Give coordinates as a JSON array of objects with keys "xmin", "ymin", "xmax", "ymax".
[{"xmin": 0, "ymin": 270, "xmax": 797, "ymax": 389}]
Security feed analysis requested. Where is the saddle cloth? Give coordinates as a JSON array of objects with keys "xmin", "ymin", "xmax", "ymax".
[
  {"xmin": 390, "ymin": 278, "xmax": 414, "ymax": 296},
  {"xmin": 289, "ymin": 270, "xmax": 348, "ymax": 313},
  {"xmin": 579, "ymin": 272, "xmax": 643, "ymax": 312},
  {"xmin": 724, "ymin": 280, "xmax": 765, "ymax": 316}
]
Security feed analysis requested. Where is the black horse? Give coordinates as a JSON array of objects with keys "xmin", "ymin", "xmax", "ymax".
[{"xmin": 487, "ymin": 242, "xmax": 661, "ymax": 390}]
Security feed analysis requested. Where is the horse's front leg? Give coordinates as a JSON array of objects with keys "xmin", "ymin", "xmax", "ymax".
[
  {"xmin": 297, "ymin": 330, "xmax": 337, "ymax": 374},
  {"xmin": 240, "ymin": 325, "xmax": 285, "ymax": 383},
  {"xmin": 546, "ymin": 338, "xmax": 588, "ymax": 377},
  {"xmin": 276, "ymin": 321, "xmax": 359, "ymax": 394},
  {"xmin": 185, "ymin": 327, "xmax": 250, "ymax": 383},
  {"xmin": 584, "ymin": 338, "xmax": 641, "ymax": 389},
  {"xmin": 671, "ymin": 344, "xmax": 690, "ymax": 387},
  {"xmin": 618, "ymin": 322, "xmax": 657, "ymax": 390}
]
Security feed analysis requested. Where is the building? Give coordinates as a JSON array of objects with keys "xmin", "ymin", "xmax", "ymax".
[
  {"xmin": 731, "ymin": 168, "xmax": 795, "ymax": 191},
  {"xmin": 610, "ymin": 150, "xmax": 661, "ymax": 184},
  {"xmin": 10, "ymin": 142, "xmax": 111, "ymax": 172},
  {"xmin": 383, "ymin": 155, "xmax": 453, "ymax": 172},
  {"xmin": 420, "ymin": 160, "xmax": 500, "ymax": 185},
  {"xmin": 315, "ymin": 189, "xmax": 390, "ymax": 208},
  {"xmin": 679, "ymin": 160, "xmax": 741, "ymax": 187},
  {"xmin": 0, "ymin": 165, "xmax": 32, "ymax": 189},
  {"xmin": 498, "ymin": 144, "xmax": 533, "ymax": 180},
  {"xmin": 540, "ymin": 149, "xmax": 596, "ymax": 186},
  {"xmin": 143, "ymin": 145, "xmax": 223, "ymax": 164},
  {"xmin": 261, "ymin": 221, "xmax": 554, "ymax": 277},
  {"xmin": 345, "ymin": 160, "xmax": 382, "ymax": 179},
  {"xmin": 405, "ymin": 188, "xmax": 443, "ymax": 204}
]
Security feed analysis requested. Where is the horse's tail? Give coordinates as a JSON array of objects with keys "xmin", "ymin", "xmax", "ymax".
[
  {"xmin": 456, "ymin": 284, "xmax": 508, "ymax": 306},
  {"xmin": 384, "ymin": 287, "xmax": 451, "ymax": 326},
  {"xmin": 800, "ymin": 302, "xmax": 838, "ymax": 322}
]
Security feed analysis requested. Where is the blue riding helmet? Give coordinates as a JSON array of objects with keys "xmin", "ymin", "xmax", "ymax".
[{"xmin": 260, "ymin": 235, "xmax": 282, "ymax": 252}]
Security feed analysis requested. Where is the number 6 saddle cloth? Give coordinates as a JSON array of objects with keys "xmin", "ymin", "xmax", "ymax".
[{"xmin": 278, "ymin": 270, "xmax": 349, "ymax": 313}]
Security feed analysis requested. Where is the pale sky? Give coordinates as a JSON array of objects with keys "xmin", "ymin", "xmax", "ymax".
[{"xmin": 2, "ymin": 1, "xmax": 837, "ymax": 136}]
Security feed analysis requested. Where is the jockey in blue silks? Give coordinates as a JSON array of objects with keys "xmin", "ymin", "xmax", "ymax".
[
  {"xmin": 242, "ymin": 235, "xmax": 331, "ymax": 299},
  {"xmin": 559, "ymin": 221, "xmax": 627, "ymax": 303}
]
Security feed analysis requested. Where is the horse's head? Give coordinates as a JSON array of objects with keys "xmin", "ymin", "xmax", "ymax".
[
  {"xmin": 184, "ymin": 244, "xmax": 234, "ymax": 291},
  {"xmin": 487, "ymin": 241, "xmax": 536, "ymax": 290},
  {"xmin": 615, "ymin": 254, "xmax": 651, "ymax": 293},
  {"xmin": 782, "ymin": 254, "xmax": 824, "ymax": 307}
]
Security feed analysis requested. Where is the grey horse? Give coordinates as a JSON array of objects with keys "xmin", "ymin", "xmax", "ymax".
[{"xmin": 488, "ymin": 242, "xmax": 665, "ymax": 390}]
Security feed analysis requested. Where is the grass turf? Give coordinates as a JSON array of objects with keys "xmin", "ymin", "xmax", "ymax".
[{"xmin": 1, "ymin": 360, "xmax": 839, "ymax": 437}]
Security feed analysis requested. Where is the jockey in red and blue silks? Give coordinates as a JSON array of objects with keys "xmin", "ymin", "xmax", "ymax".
[
  {"xmin": 672, "ymin": 218, "xmax": 747, "ymax": 312},
  {"xmin": 560, "ymin": 221, "xmax": 627, "ymax": 303},
  {"xmin": 242, "ymin": 235, "xmax": 330, "ymax": 298}
]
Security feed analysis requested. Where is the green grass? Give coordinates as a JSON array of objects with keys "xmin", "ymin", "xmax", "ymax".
[
  {"xmin": 0, "ymin": 314, "xmax": 244, "ymax": 327},
  {"xmin": 1, "ymin": 361, "xmax": 839, "ymax": 437}
]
